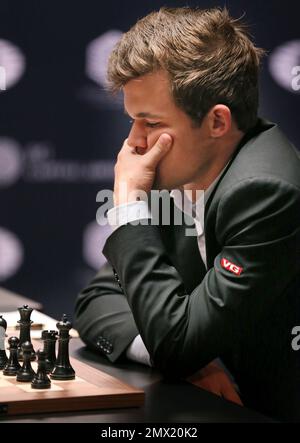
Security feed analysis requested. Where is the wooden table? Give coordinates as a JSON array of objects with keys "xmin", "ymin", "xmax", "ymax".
[{"xmin": 0, "ymin": 337, "xmax": 274, "ymax": 423}]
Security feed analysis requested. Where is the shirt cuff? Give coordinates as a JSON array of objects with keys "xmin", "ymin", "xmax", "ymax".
[
  {"xmin": 107, "ymin": 200, "xmax": 151, "ymax": 231},
  {"xmin": 126, "ymin": 334, "xmax": 152, "ymax": 367}
]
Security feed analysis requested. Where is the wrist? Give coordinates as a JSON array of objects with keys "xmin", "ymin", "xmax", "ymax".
[{"xmin": 114, "ymin": 186, "xmax": 148, "ymax": 206}]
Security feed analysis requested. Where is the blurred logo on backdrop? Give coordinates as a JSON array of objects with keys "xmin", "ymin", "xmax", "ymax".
[
  {"xmin": 0, "ymin": 66, "xmax": 6, "ymax": 90},
  {"xmin": 0, "ymin": 138, "xmax": 24, "ymax": 187},
  {"xmin": 78, "ymin": 30, "xmax": 123, "ymax": 108},
  {"xmin": 0, "ymin": 138, "xmax": 114, "ymax": 187},
  {"xmin": 0, "ymin": 39, "xmax": 26, "ymax": 91},
  {"xmin": 0, "ymin": 227, "xmax": 24, "ymax": 281},
  {"xmin": 82, "ymin": 220, "xmax": 113, "ymax": 270},
  {"xmin": 86, "ymin": 30, "xmax": 122, "ymax": 88},
  {"xmin": 269, "ymin": 40, "xmax": 300, "ymax": 92}
]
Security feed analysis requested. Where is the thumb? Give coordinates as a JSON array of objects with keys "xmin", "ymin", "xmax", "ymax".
[{"xmin": 145, "ymin": 133, "xmax": 172, "ymax": 166}]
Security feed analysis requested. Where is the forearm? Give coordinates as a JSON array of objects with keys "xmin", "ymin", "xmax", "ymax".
[
  {"xmin": 74, "ymin": 263, "xmax": 140, "ymax": 363},
  {"xmin": 103, "ymin": 222, "xmax": 219, "ymax": 377}
]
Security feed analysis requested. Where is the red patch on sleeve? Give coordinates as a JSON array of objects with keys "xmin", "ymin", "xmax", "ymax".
[{"xmin": 221, "ymin": 258, "xmax": 243, "ymax": 275}]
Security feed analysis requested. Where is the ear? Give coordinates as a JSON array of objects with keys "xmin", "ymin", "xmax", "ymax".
[{"xmin": 207, "ymin": 105, "xmax": 232, "ymax": 138}]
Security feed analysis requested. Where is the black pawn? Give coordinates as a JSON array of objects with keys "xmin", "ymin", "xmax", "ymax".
[
  {"xmin": 17, "ymin": 305, "xmax": 35, "ymax": 361},
  {"xmin": 3, "ymin": 337, "xmax": 21, "ymax": 376},
  {"xmin": 0, "ymin": 315, "xmax": 8, "ymax": 369},
  {"xmin": 31, "ymin": 350, "xmax": 51, "ymax": 389},
  {"xmin": 50, "ymin": 314, "xmax": 75, "ymax": 380},
  {"xmin": 16, "ymin": 341, "xmax": 36, "ymax": 382},
  {"xmin": 42, "ymin": 330, "xmax": 58, "ymax": 373}
]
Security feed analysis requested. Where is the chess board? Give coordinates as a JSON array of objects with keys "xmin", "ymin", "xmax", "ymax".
[{"xmin": 0, "ymin": 340, "xmax": 144, "ymax": 416}]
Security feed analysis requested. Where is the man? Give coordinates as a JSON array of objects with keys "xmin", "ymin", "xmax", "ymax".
[{"xmin": 74, "ymin": 7, "xmax": 300, "ymax": 421}]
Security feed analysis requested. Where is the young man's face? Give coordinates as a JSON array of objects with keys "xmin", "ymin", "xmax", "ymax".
[{"xmin": 123, "ymin": 70, "xmax": 216, "ymax": 191}]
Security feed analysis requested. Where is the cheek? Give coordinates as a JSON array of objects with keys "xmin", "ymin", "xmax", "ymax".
[
  {"xmin": 147, "ymin": 130, "xmax": 177, "ymax": 150},
  {"xmin": 148, "ymin": 131, "xmax": 188, "ymax": 172},
  {"xmin": 157, "ymin": 143, "xmax": 182, "ymax": 174},
  {"xmin": 159, "ymin": 138, "xmax": 198, "ymax": 177},
  {"xmin": 147, "ymin": 133, "xmax": 160, "ymax": 149}
]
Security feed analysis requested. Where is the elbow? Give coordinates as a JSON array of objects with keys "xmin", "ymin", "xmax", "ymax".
[
  {"xmin": 151, "ymin": 342, "xmax": 199, "ymax": 381},
  {"xmin": 149, "ymin": 333, "xmax": 213, "ymax": 380}
]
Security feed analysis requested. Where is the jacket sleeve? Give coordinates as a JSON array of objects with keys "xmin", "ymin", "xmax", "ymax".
[
  {"xmin": 102, "ymin": 178, "xmax": 300, "ymax": 378},
  {"xmin": 74, "ymin": 261, "xmax": 139, "ymax": 362}
]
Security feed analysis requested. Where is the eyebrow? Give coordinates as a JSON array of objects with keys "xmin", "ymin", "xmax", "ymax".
[{"xmin": 124, "ymin": 109, "xmax": 163, "ymax": 119}]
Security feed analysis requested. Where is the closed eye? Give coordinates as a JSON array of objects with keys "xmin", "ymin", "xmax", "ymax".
[
  {"xmin": 128, "ymin": 119, "xmax": 160, "ymax": 129},
  {"xmin": 145, "ymin": 122, "xmax": 160, "ymax": 128}
]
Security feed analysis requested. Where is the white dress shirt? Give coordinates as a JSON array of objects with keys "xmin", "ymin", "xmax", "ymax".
[{"xmin": 106, "ymin": 165, "xmax": 228, "ymax": 366}]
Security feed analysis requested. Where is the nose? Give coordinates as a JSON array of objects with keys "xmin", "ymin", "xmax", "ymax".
[{"xmin": 127, "ymin": 121, "xmax": 147, "ymax": 150}]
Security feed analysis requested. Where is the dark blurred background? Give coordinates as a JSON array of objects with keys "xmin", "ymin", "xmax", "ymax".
[{"xmin": 0, "ymin": 0, "xmax": 299, "ymax": 319}]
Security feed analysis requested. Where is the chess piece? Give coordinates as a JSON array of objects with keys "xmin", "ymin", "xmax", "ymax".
[
  {"xmin": 16, "ymin": 341, "xmax": 36, "ymax": 382},
  {"xmin": 31, "ymin": 350, "xmax": 51, "ymax": 389},
  {"xmin": 42, "ymin": 330, "xmax": 58, "ymax": 373},
  {"xmin": 50, "ymin": 314, "xmax": 75, "ymax": 380},
  {"xmin": 17, "ymin": 305, "xmax": 35, "ymax": 361},
  {"xmin": 0, "ymin": 315, "xmax": 8, "ymax": 369},
  {"xmin": 3, "ymin": 337, "xmax": 21, "ymax": 376}
]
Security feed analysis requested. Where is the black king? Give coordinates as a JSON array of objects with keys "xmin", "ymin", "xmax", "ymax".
[
  {"xmin": 50, "ymin": 314, "xmax": 75, "ymax": 380},
  {"xmin": 18, "ymin": 305, "xmax": 36, "ymax": 361}
]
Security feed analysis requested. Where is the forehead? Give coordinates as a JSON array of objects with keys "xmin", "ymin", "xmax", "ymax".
[{"xmin": 123, "ymin": 70, "xmax": 175, "ymax": 114}]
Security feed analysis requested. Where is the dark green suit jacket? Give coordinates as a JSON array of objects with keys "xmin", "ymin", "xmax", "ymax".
[{"xmin": 75, "ymin": 118, "xmax": 300, "ymax": 421}]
